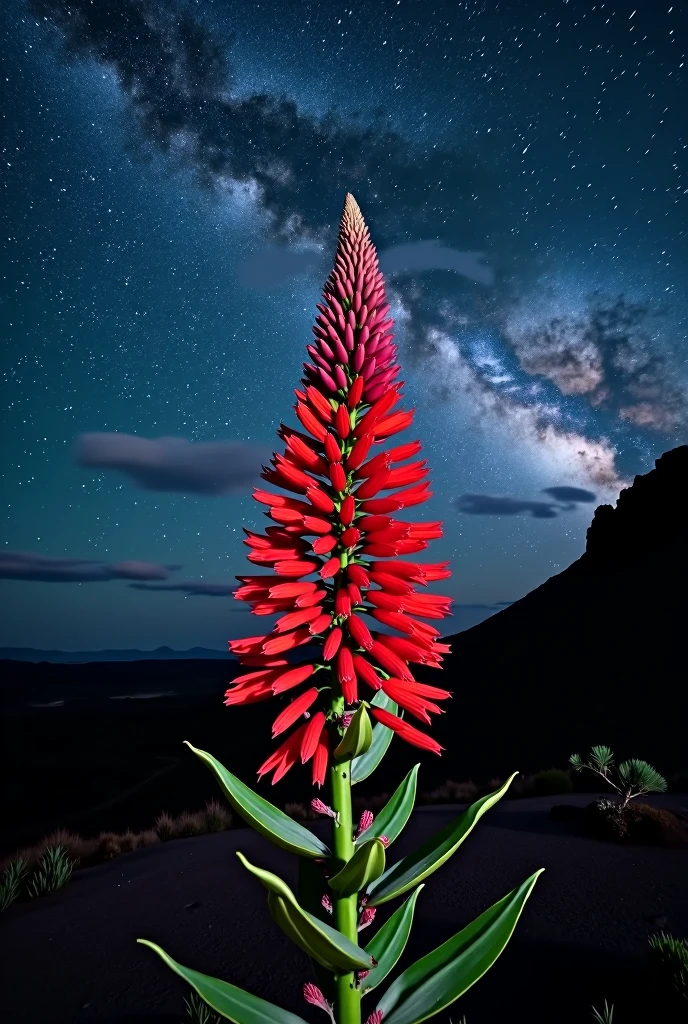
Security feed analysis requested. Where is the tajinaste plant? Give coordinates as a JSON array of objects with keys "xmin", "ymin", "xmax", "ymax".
[{"xmin": 137, "ymin": 194, "xmax": 544, "ymax": 1024}]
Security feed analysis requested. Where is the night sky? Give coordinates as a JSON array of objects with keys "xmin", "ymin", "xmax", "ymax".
[{"xmin": 1, "ymin": 0, "xmax": 686, "ymax": 651}]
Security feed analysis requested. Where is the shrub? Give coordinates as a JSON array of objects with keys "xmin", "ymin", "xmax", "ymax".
[
  {"xmin": 284, "ymin": 802, "xmax": 311, "ymax": 821},
  {"xmin": 648, "ymin": 932, "xmax": 688, "ymax": 1005},
  {"xmin": 97, "ymin": 832, "xmax": 123, "ymax": 860},
  {"xmin": 569, "ymin": 745, "xmax": 666, "ymax": 809},
  {"xmin": 203, "ymin": 799, "xmax": 232, "ymax": 832},
  {"xmin": 0, "ymin": 857, "xmax": 29, "ymax": 911},
  {"xmin": 138, "ymin": 828, "xmax": 161, "ymax": 847},
  {"xmin": 26, "ymin": 844, "xmax": 76, "ymax": 898},
  {"xmin": 175, "ymin": 811, "xmax": 206, "ymax": 838},
  {"xmin": 36, "ymin": 827, "xmax": 90, "ymax": 864},
  {"xmin": 422, "ymin": 779, "xmax": 479, "ymax": 804},
  {"xmin": 154, "ymin": 811, "xmax": 177, "ymax": 841},
  {"xmin": 532, "ymin": 768, "xmax": 574, "ymax": 796},
  {"xmin": 119, "ymin": 829, "xmax": 145, "ymax": 852}
]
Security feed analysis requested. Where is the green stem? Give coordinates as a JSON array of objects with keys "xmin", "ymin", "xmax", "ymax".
[{"xmin": 329, "ymin": 754, "xmax": 361, "ymax": 1024}]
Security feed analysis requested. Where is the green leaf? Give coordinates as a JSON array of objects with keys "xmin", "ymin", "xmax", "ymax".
[
  {"xmin": 375, "ymin": 869, "xmax": 545, "ymax": 1024},
  {"xmin": 356, "ymin": 765, "xmax": 419, "ymax": 848},
  {"xmin": 361, "ymin": 886, "xmax": 424, "ymax": 995},
  {"xmin": 237, "ymin": 852, "xmax": 373, "ymax": 973},
  {"xmin": 617, "ymin": 758, "xmax": 667, "ymax": 794},
  {"xmin": 589, "ymin": 745, "xmax": 615, "ymax": 772},
  {"xmin": 334, "ymin": 702, "xmax": 373, "ymax": 761},
  {"xmin": 351, "ymin": 691, "xmax": 400, "ymax": 785},
  {"xmin": 136, "ymin": 939, "xmax": 308, "ymax": 1024},
  {"xmin": 183, "ymin": 742, "xmax": 329, "ymax": 859},
  {"xmin": 366, "ymin": 773, "xmax": 519, "ymax": 907},
  {"xmin": 328, "ymin": 838, "xmax": 386, "ymax": 897}
]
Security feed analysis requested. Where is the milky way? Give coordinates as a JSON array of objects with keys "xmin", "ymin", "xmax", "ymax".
[{"xmin": 2, "ymin": 0, "xmax": 686, "ymax": 648}]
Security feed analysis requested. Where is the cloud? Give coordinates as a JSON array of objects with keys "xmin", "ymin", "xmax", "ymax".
[
  {"xmin": 378, "ymin": 242, "xmax": 494, "ymax": 287},
  {"xmin": 130, "ymin": 580, "xmax": 237, "ymax": 596},
  {"xmin": 0, "ymin": 551, "xmax": 172, "ymax": 583},
  {"xmin": 75, "ymin": 433, "xmax": 272, "ymax": 495},
  {"xmin": 542, "ymin": 485, "xmax": 596, "ymax": 503},
  {"xmin": 237, "ymin": 241, "xmax": 494, "ymax": 292},
  {"xmin": 237, "ymin": 245, "xmax": 322, "ymax": 290},
  {"xmin": 455, "ymin": 494, "xmax": 561, "ymax": 518},
  {"xmin": 504, "ymin": 293, "xmax": 688, "ymax": 434}
]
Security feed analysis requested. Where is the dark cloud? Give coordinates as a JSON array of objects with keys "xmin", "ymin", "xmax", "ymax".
[
  {"xmin": 0, "ymin": 551, "xmax": 172, "ymax": 583},
  {"xmin": 542, "ymin": 485, "xmax": 597, "ymax": 503},
  {"xmin": 505, "ymin": 294, "xmax": 688, "ymax": 434},
  {"xmin": 130, "ymin": 580, "xmax": 237, "ymax": 596},
  {"xmin": 454, "ymin": 494, "xmax": 561, "ymax": 518},
  {"xmin": 237, "ymin": 241, "xmax": 494, "ymax": 292},
  {"xmin": 75, "ymin": 433, "xmax": 271, "ymax": 495}
]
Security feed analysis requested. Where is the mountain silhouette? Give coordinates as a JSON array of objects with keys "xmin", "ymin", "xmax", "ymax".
[{"xmin": 423, "ymin": 444, "xmax": 688, "ymax": 774}]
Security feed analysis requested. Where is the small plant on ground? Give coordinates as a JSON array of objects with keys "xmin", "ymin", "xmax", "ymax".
[
  {"xmin": 0, "ymin": 857, "xmax": 29, "ymax": 910},
  {"xmin": 154, "ymin": 811, "xmax": 176, "ymax": 841},
  {"xmin": 648, "ymin": 932, "xmax": 688, "ymax": 1005},
  {"xmin": 531, "ymin": 768, "xmax": 574, "ymax": 796},
  {"xmin": 175, "ymin": 810, "xmax": 206, "ymax": 837},
  {"xmin": 569, "ymin": 746, "xmax": 667, "ymax": 808},
  {"xmin": 591, "ymin": 1000, "xmax": 614, "ymax": 1023},
  {"xmin": 26, "ymin": 845, "xmax": 76, "ymax": 898},
  {"xmin": 97, "ymin": 832, "xmax": 123, "ymax": 859},
  {"xmin": 183, "ymin": 989, "xmax": 223, "ymax": 1024}
]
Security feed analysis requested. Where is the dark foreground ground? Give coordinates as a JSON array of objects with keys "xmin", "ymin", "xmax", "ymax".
[{"xmin": 2, "ymin": 794, "xmax": 687, "ymax": 1024}]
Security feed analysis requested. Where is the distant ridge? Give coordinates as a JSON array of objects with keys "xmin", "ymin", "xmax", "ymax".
[{"xmin": 0, "ymin": 646, "xmax": 234, "ymax": 664}]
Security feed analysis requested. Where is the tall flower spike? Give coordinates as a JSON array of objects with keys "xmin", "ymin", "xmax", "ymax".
[{"xmin": 226, "ymin": 193, "xmax": 453, "ymax": 785}]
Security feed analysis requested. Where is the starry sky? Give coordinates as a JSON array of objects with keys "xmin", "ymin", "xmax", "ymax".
[{"xmin": 1, "ymin": 0, "xmax": 686, "ymax": 651}]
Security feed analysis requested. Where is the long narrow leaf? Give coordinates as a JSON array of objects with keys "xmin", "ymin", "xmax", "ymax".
[
  {"xmin": 366, "ymin": 774, "xmax": 518, "ymax": 906},
  {"xmin": 184, "ymin": 742, "xmax": 330, "ymax": 859},
  {"xmin": 361, "ymin": 886, "xmax": 424, "ymax": 994},
  {"xmin": 356, "ymin": 765, "xmax": 419, "ymax": 848},
  {"xmin": 376, "ymin": 869, "xmax": 544, "ymax": 1024},
  {"xmin": 238, "ymin": 852, "xmax": 373, "ymax": 972},
  {"xmin": 137, "ymin": 939, "xmax": 309, "ymax": 1024},
  {"xmin": 351, "ymin": 691, "xmax": 400, "ymax": 784}
]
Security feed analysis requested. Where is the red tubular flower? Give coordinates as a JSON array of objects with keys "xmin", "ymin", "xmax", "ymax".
[
  {"xmin": 347, "ymin": 613, "xmax": 374, "ymax": 650},
  {"xmin": 323, "ymin": 626, "xmax": 343, "ymax": 660},
  {"xmin": 337, "ymin": 646, "xmax": 358, "ymax": 704},
  {"xmin": 227, "ymin": 194, "xmax": 452, "ymax": 786},
  {"xmin": 330, "ymin": 461, "xmax": 347, "ymax": 492},
  {"xmin": 370, "ymin": 706, "xmax": 443, "ymax": 755},
  {"xmin": 272, "ymin": 687, "xmax": 320, "ymax": 737},
  {"xmin": 335, "ymin": 589, "xmax": 352, "ymax": 617}
]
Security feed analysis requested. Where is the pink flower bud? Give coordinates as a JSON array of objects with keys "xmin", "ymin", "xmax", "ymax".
[
  {"xmin": 380, "ymin": 835, "xmax": 390, "ymax": 847},
  {"xmin": 321, "ymin": 893, "xmax": 333, "ymax": 914},
  {"xmin": 311, "ymin": 797, "xmax": 338, "ymax": 820},
  {"xmin": 303, "ymin": 983, "xmax": 334, "ymax": 1021},
  {"xmin": 365, "ymin": 1012, "xmax": 384, "ymax": 1024},
  {"xmin": 354, "ymin": 806, "xmax": 376, "ymax": 839},
  {"xmin": 358, "ymin": 906, "xmax": 377, "ymax": 930}
]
